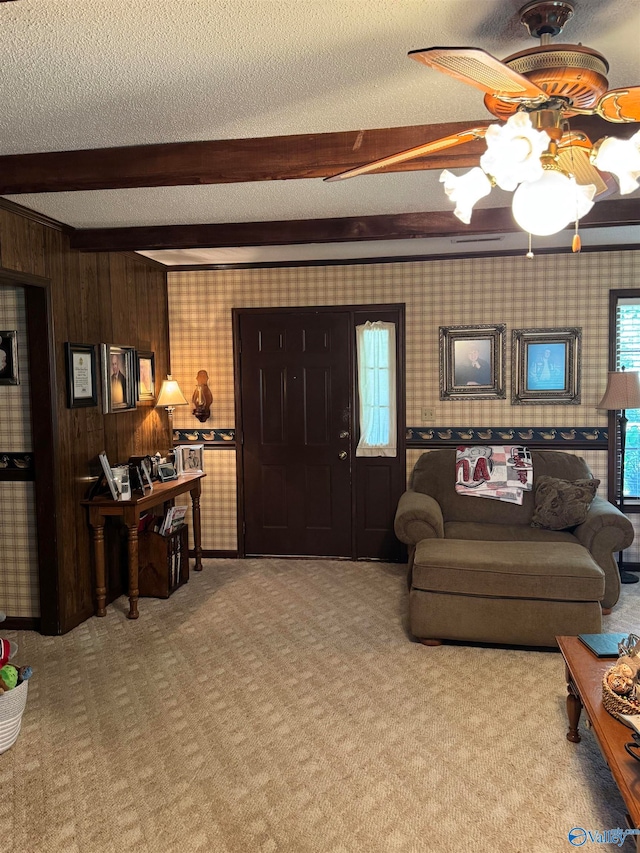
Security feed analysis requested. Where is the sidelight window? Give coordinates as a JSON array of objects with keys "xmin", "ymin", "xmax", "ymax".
[
  {"xmin": 616, "ymin": 298, "xmax": 640, "ymax": 498},
  {"xmin": 355, "ymin": 320, "xmax": 397, "ymax": 457}
]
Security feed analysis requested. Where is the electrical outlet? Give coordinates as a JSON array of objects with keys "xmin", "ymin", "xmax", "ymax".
[{"xmin": 422, "ymin": 407, "xmax": 435, "ymax": 423}]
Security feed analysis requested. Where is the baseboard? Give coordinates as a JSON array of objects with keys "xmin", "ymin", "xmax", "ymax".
[
  {"xmin": 0, "ymin": 616, "xmax": 40, "ymax": 632},
  {"xmin": 192, "ymin": 549, "xmax": 239, "ymax": 558}
]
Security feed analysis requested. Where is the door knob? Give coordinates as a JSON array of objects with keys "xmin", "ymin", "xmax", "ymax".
[
  {"xmin": 338, "ymin": 451, "xmax": 348, "ymax": 460},
  {"xmin": 339, "ymin": 430, "xmax": 349, "ymax": 439}
]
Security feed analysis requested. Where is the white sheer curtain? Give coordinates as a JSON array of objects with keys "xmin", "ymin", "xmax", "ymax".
[{"xmin": 355, "ymin": 321, "xmax": 397, "ymax": 457}]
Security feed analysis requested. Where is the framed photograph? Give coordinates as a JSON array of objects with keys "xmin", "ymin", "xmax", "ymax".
[
  {"xmin": 175, "ymin": 444, "xmax": 204, "ymax": 474},
  {"xmin": 140, "ymin": 458, "xmax": 154, "ymax": 492},
  {"xmin": 512, "ymin": 328, "xmax": 581, "ymax": 405},
  {"xmin": 439, "ymin": 324, "xmax": 506, "ymax": 400},
  {"xmin": 157, "ymin": 462, "xmax": 178, "ymax": 482},
  {"xmin": 65, "ymin": 342, "xmax": 97, "ymax": 408},
  {"xmin": 136, "ymin": 350, "xmax": 155, "ymax": 404},
  {"xmin": 0, "ymin": 330, "xmax": 19, "ymax": 385},
  {"xmin": 101, "ymin": 344, "xmax": 137, "ymax": 413},
  {"xmin": 98, "ymin": 451, "xmax": 120, "ymax": 500}
]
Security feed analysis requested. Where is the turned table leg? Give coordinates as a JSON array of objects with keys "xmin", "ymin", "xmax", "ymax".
[
  {"xmin": 566, "ymin": 677, "xmax": 582, "ymax": 743},
  {"xmin": 191, "ymin": 486, "xmax": 203, "ymax": 571},
  {"xmin": 126, "ymin": 522, "xmax": 140, "ymax": 620},
  {"xmin": 91, "ymin": 522, "xmax": 107, "ymax": 617}
]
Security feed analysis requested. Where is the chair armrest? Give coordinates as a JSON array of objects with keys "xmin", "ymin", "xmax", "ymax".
[
  {"xmin": 394, "ymin": 490, "xmax": 444, "ymax": 545},
  {"xmin": 573, "ymin": 496, "xmax": 635, "ymax": 610}
]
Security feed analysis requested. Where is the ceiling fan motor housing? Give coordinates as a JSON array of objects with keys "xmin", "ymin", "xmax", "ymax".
[{"xmin": 484, "ymin": 44, "xmax": 610, "ymax": 120}]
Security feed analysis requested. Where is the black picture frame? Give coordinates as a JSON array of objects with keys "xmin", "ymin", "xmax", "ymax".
[
  {"xmin": 65, "ymin": 342, "xmax": 98, "ymax": 408},
  {"xmin": 136, "ymin": 350, "xmax": 155, "ymax": 405},
  {"xmin": 101, "ymin": 344, "xmax": 137, "ymax": 413},
  {"xmin": 0, "ymin": 330, "xmax": 19, "ymax": 385},
  {"xmin": 512, "ymin": 328, "xmax": 581, "ymax": 405},
  {"xmin": 439, "ymin": 324, "xmax": 506, "ymax": 400}
]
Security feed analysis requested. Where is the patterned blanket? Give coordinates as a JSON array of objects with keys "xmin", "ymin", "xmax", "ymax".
[{"xmin": 455, "ymin": 445, "xmax": 534, "ymax": 505}]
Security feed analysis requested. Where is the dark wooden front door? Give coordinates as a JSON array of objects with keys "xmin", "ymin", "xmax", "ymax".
[{"xmin": 238, "ymin": 311, "xmax": 352, "ymax": 556}]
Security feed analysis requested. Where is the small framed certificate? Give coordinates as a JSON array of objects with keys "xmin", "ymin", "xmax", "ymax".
[{"xmin": 65, "ymin": 342, "xmax": 98, "ymax": 408}]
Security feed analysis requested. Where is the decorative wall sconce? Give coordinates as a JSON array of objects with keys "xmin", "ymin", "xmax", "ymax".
[{"xmin": 191, "ymin": 370, "xmax": 213, "ymax": 423}]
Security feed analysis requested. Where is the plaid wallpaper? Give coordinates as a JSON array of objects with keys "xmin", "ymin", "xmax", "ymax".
[
  {"xmin": 168, "ymin": 250, "xmax": 639, "ymax": 559},
  {"xmin": 4, "ymin": 252, "xmax": 640, "ymax": 618},
  {"xmin": 0, "ymin": 286, "xmax": 38, "ymax": 616}
]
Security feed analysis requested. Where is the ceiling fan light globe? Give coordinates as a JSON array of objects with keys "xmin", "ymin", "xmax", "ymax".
[
  {"xmin": 440, "ymin": 167, "xmax": 492, "ymax": 224},
  {"xmin": 481, "ymin": 113, "xmax": 548, "ymax": 191},
  {"xmin": 511, "ymin": 170, "xmax": 596, "ymax": 236},
  {"xmin": 591, "ymin": 131, "xmax": 640, "ymax": 195}
]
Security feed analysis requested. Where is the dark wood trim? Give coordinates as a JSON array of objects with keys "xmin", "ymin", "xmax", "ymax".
[
  {"xmin": 232, "ymin": 309, "xmax": 246, "ymax": 559},
  {"xmin": 0, "ymin": 268, "xmax": 61, "ymax": 635},
  {"xmin": 0, "ymin": 470, "xmax": 35, "ymax": 481},
  {"xmin": 70, "ymin": 199, "xmax": 640, "ymax": 253},
  {"xmin": 0, "ymin": 616, "xmax": 40, "ymax": 632},
  {"xmin": 192, "ymin": 549, "xmax": 239, "ymax": 559},
  {"xmin": 0, "ymin": 197, "xmax": 69, "ymax": 233},
  {"xmin": 0, "ymin": 267, "xmax": 50, "ymax": 288},
  {"xmin": 24, "ymin": 282, "xmax": 61, "ymax": 635},
  {"xmin": 2, "ymin": 116, "xmax": 635, "ymax": 195}
]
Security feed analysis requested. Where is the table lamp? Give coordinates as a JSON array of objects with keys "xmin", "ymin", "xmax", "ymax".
[
  {"xmin": 155, "ymin": 375, "xmax": 187, "ymax": 436},
  {"xmin": 597, "ymin": 368, "xmax": 640, "ymax": 584}
]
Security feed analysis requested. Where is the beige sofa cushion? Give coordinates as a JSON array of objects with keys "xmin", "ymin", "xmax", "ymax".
[{"xmin": 412, "ymin": 539, "xmax": 605, "ymax": 602}]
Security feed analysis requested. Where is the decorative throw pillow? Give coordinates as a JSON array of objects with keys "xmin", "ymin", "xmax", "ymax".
[{"xmin": 531, "ymin": 475, "xmax": 600, "ymax": 530}]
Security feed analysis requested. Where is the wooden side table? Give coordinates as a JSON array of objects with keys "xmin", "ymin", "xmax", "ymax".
[
  {"xmin": 82, "ymin": 472, "xmax": 205, "ymax": 619},
  {"xmin": 557, "ymin": 636, "xmax": 640, "ymax": 849}
]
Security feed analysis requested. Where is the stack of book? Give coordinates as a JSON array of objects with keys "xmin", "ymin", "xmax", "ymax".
[{"xmin": 158, "ymin": 505, "xmax": 187, "ymax": 536}]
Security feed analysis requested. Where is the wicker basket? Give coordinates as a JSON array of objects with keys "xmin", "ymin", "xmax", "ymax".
[
  {"xmin": 0, "ymin": 680, "xmax": 28, "ymax": 754},
  {"xmin": 602, "ymin": 669, "xmax": 640, "ymax": 721}
]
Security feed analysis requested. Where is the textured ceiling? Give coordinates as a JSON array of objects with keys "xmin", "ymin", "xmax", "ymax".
[{"xmin": 2, "ymin": 0, "xmax": 639, "ymax": 264}]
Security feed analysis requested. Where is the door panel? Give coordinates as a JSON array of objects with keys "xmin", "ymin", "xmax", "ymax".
[
  {"xmin": 240, "ymin": 311, "xmax": 351, "ymax": 556},
  {"xmin": 237, "ymin": 305, "xmax": 405, "ymax": 561}
]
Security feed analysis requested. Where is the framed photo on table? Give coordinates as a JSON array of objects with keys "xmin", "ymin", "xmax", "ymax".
[
  {"xmin": 512, "ymin": 328, "xmax": 581, "ymax": 405},
  {"xmin": 65, "ymin": 342, "xmax": 98, "ymax": 408},
  {"xmin": 101, "ymin": 344, "xmax": 137, "ymax": 413},
  {"xmin": 439, "ymin": 324, "xmax": 506, "ymax": 400},
  {"xmin": 98, "ymin": 451, "xmax": 120, "ymax": 500},
  {"xmin": 175, "ymin": 444, "xmax": 204, "ymax": 474},
  {"xmin": 0, "ymin": 330, "xmax": 19, "ymax": 385}
]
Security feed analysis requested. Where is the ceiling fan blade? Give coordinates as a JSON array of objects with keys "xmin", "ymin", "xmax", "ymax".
[
  {"xmin": 324, "ymin": 127, "xmax": 487, "ymax": 182},
  {"xmin": 595, "ymin": 87, "xmax": 640, "ymax": 122},
  {"xmin": 409, "ymin": 47, "xmax": 547, "ymax": 100},
  {"xmin": 557, "ymin": 142, "xmax": 612, "ymax": 197}
]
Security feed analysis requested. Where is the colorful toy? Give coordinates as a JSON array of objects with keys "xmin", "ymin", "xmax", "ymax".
[{"xmin": 0, "ymin": 610, "xmax": 30, "ymax": 692}]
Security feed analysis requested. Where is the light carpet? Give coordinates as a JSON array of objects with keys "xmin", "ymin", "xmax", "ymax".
[{"xmin": 2, "ymin": 559, "xmax": 639, "ymax": 853}]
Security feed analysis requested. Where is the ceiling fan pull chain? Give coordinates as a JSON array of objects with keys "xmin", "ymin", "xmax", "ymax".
[
  {"xmin": 572, "ymin": 223, "xmax": 582, "ymax": 253},
  {"xmin": 526, "ymin": 232, "xmax": 534, "ymax": 259}
]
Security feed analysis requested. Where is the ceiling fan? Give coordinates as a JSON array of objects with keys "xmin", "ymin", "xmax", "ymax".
[{"xmin": 326, "ymin": 0, "xmax": 640, "ymax": 246}]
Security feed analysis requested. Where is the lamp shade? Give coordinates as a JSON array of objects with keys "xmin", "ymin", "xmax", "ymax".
[
  {"xmin": 597, "ymin": 370, "xmax": 640, "ymax": 411},
  {"xmin": 155, "ymin": 375, "xmax": 188, "ymax": 408}
]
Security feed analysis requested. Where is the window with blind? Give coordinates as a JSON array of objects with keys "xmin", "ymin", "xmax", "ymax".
[{"xmin": 616, "ymin": 297, "xmax": 640, "ymax": 498}]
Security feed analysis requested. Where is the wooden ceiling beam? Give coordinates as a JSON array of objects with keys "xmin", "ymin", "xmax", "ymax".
[
  {"xmin": 69, "ymin": 198, "xmax": 640, "ymax": 253},
  {"xmin": 2, "ymin": 116, "xmax": 638, "ymax": 194}
]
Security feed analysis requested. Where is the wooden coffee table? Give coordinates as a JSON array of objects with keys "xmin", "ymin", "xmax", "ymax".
[{"xmin": 557, "ymin": 636, "xmax": 640, "ymax": 848}]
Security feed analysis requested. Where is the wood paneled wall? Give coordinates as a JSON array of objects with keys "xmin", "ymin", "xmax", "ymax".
[{"xmin": 0, "ymin": 203, "xmax": 170, "ymax": 634}]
